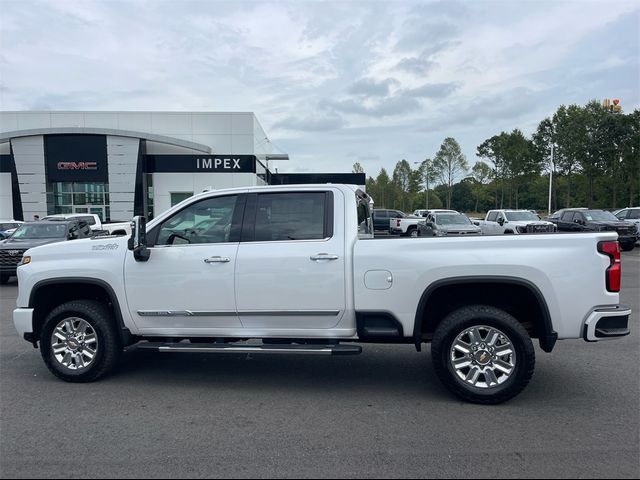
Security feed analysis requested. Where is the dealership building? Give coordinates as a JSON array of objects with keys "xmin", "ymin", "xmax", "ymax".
[{"xmin": 0, "ymin": 111, "xmax": 364, "ymax": 222}]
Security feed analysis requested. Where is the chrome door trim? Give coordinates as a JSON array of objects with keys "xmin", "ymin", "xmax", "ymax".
[
  {"xmin": 238, "ymin": 310, "xmax": 341, "ymax": 317},
  {"xmin": 137, "ymin": 310, "xmax": 236, "ymax": 317}
]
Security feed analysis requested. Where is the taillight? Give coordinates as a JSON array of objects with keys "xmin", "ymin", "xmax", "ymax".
[
  {"xmin": 397, "ymin": 219, "xmax": 401, "ymax": 227},
  {"xmin": 598, "ymin": 241, "xmax": 621, "ymax": 292}
]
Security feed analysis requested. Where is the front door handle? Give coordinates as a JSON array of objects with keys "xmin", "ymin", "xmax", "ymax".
[
  {"xmin": 310, "ymin": 253, "xmax": 339, "ymax": 261},
  {"xmin": 204, "ymin": 256, "xmax": 231, "ymax": 263}
]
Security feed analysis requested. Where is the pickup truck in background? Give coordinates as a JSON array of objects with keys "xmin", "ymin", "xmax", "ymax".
[
  {"xmin": 614, "ymin": 207, "xmax": 640, "ymax": 246},
  {"xmin": 0, "ymin": 220, "xmax": 92, "ymax": 283},
  {"xmin": 372, "ymin": 208, "xmax": 405, "ymax": 232},
  {"xmin": 476, "ymin": 209, "xmax": 556, "ymax": 235},
  {"xmin": 556, "ymin": 209, "xmax": 637, "ymax": 251},
  {"xmin": 43, "ymin": 214, "xmax": 132, "ymax": 236},
  {"xmin": 390, "ymin": 209, "xmax": 458, "ymax": 237},
  {"xmin": 418, "ymin": 212, "xmax": 482, "ymax": 237},
  {"xmin": 12, "ymin": 185, "xmax": 631, "ymax": 404}
]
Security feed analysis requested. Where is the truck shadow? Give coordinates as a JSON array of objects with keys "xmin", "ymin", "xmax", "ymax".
[{"xmin": 117, "ymin": 345, "xmax": 450, "ymax": 399}]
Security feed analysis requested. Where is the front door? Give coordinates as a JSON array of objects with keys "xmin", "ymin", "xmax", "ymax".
[
  {"xmin": 124, "ymin": 193, "xmax": 245, "ymax": 335},
  {"xmin": 235, "ymin": 190, "xmax": 346, "ymax": 330}
]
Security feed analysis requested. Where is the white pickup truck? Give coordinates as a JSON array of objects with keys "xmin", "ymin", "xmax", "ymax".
[
  {"xmin": 476, "ymin": 209, "xmax": 557, "ymax": 235},
  {"xmin": 12, "ymin": 185, "xmax": 631, "ymax": 404},
  {"xmin": 43, "ymin": 214, "xmax": 132, "ymax": 236}
]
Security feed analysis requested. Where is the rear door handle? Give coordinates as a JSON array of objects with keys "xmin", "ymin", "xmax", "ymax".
[
  {"xmin": 310, "ymin": 254, "xmax": 339, "ymax": 261},
  {"xmin": 204, "ymin": 256, "xmax": 230, "ymax": 263}
]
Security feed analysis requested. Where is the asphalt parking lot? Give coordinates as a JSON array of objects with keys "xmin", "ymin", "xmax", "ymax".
[{"xmin": 1, "ymin": 250, "xmax": 639, "ymax": 478}]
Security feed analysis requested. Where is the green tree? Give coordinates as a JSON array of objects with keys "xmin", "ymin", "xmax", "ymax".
[
  {"xmin": 470, "ymin": 161, "xmax": 493, "ymax": 212},
  {"xmin": 352, "ymin": 162, "xmax": 364, "ymax": 174},
  {"xmin": 432, "ymin": 138, "xmax": 468, "ymax": 209},
  {"xmin": 392, "ymin": 159, "xmax": 413, "ymax": 211},
  {"xmin": 477, "ymin": 133, "xmax": 509, "ymax": 208},
  {"xmin": 554, "ymin": 104, "xmax": 586, "ymax": 206}
]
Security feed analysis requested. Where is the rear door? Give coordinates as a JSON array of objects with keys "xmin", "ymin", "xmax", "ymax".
[{"xmin": 235, "ymin": 189, "xmax": 346, "ymax": 330}]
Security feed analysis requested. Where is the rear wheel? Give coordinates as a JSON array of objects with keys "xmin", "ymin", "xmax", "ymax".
[
  {"xmin": 620, "ymin": 242, "xmax": 635, "ymax": 252},
  {"xmin": 40, "ymin": 300, "xmax": 122, "ymax": 382},
  {"xmin": 408, "ymin": 227, "xmax": 419, "ymax": 238},
  {"xmin": 431, "ymin": 305, "xmax": 535, "ymax": 404}
]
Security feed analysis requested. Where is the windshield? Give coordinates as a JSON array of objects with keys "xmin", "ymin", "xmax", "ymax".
[
  {"xmin": 505, "ymin": 211, "xmax": 540, "ymax": 221},
  {"xmin": 584, "ymin": 210, "xmax": 619, "ymax": 222},
  {"xmin": 11, "ymin": 224, "xmax": 67, "ymax": 239},
  {"xmin": 435, "ymin": 214, "xmax": 472, "ymax": 226},
  {"xmin": 0, "ymin": 223, "xmax": 20, "ymax": 231}
]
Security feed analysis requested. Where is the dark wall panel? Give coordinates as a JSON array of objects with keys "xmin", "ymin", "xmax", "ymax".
[{"xmin": 45, "ymin": 134, "xmax": 108, "ymax": 183}]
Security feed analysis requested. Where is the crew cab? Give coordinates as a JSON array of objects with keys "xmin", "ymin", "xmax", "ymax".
[
  {"xmin": 43, "ymin": 213, "xmax": 132, "ymax": 236},
  {"xmin": 12, "ymin": 185, "xmax": 631, "ymax": 404},
  {"xmin": 556, "ymin": 209, "xmax": 637, "ymax": 251},
  {"xmin": 477, "ymin": 209, "xmax": 556, "ymax": 235}
]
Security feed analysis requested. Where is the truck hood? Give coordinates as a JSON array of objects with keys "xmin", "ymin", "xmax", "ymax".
[
  {"xmin": 507, "ymin": 220, "xmax": 554, "ymax": 227},
  {"xmin": 438, "ymin": 225, "xmax": 482, "ymax": 233},
  {"xmin": 22, "ymin": 235, "xmax": 129, "ymax": 256},
  {"xmin": 0, "ymin": 237, "xmax": 66, "ymax": 249}
]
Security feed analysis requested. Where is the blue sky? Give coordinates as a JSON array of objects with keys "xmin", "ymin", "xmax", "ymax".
[{"xmin": 1, "ymin": 0, "xmax": 638, "ymax": 177}]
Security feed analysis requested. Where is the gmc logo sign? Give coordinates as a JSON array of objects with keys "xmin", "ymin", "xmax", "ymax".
[{"xmin": 57, "ymin": 162, "xmax": 98, "ymax": 170}]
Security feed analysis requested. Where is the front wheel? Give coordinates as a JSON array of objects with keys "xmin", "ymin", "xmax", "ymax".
[
  {"xmin": 431, "ymin": 305, "xmax": 535, "ymax": 404},
  {"xmin": 40, "ymin": 300, "xmax": 122, "ymax": 382}
]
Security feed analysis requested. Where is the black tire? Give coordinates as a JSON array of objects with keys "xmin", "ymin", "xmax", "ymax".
[
  {"xmin": 0, "ymin": 274, "xmax": 9, "ymax": 284},
  {"xmin": 40, "ymin": 300, "xmax": 122, "ymax": 382},
  {"xmin": 431, "ymin": 305, "xmax": 535, "ymax": 404},
  {"xmin": 620, "ymin": 242, "xmax": 635, "ymax": 252},
  {"xmin": 408, "ymin": 227, "xmax": 418, "ymax": 238}
]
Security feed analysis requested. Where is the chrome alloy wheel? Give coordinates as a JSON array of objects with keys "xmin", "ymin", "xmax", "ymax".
[
  {"xmin": 449, "ymin": 325, "xmax": 516, "ymax": 389},
  {"xmin": 51, "ymin": 317, "xmax": 98, "ymax": 371}
]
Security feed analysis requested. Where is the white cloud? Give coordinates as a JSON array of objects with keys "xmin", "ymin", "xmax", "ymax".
[{"xmin": 0, "ymin": 0, "xmax": 638, "ymax": 178}]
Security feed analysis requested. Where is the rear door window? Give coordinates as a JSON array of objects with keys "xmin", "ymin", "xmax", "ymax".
[{"xmin": 249, "ymin": 192, "xmax": 331, "ymax": 242}]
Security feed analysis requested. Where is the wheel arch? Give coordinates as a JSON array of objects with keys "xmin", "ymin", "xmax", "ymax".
[
  {"xmin": 28, "ymin": 278, "xmax": 134, "ymax": 346},
  {"xmin": 413, "ymin": 276, "xmax": 557, "ymax": 353}
]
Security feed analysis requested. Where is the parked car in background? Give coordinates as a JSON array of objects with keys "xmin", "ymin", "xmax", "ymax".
[
  {"xmin": 373, "ymin": 209, "xmax": 405, "ymax": 232},
  {"xmin": 418, "ymin": 212, "xmax": 482, "ymax": 237},
  {"xmin": 413, "ymin": 209, "xmax": 429, "ymax": 217},
  {"xmin": 544, "ymin": 208, "xmax": 587, "ymax": 225},
  {"xmin": 556, "ymin": 209, "xmax": 637, "ymax": 251},
  {"xmin": 389, "ymin": 209, "xmax": 461, "ymax": 237},
  {"xmin": 614, "ymin": 207, "xmax": 640, "ymax": 245},
  {"xmin": 0, "ymin": 220, "xmax": 24, "ymax": 237},
  {"xmin": 0, "ymin": 220, "xmax": 92, "ymax": 283},
  {"xmin": 43, "ymin": 213, "xmax": 132, "ymax": 236},
  {"xmin": 477, "ymin": 210, "xmax": 556, "ymax": 235}
]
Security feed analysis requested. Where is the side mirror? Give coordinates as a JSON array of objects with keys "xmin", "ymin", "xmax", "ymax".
[
  {"xmin": 497, "ymin": 218, "xmax": 504, "ymax": 226},
  {"xmin": 128, "ymin": 216, "xmax": 151, "ymax": 262}
]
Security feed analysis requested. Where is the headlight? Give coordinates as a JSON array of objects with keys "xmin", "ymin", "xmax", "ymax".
[{"xmin": 18, "ymin": 255, "xmax": 31, "ymax": 266}]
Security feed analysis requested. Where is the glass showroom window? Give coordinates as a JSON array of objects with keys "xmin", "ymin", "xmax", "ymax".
[{"xmin": 47, "ymin": 182, "xmax": 110, "ymax": 221}]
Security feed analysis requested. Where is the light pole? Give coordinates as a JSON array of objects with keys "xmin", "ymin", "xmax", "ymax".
[{"xmin": 548, "ymin": 144, "xmax": 553, "ymax": 216}]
